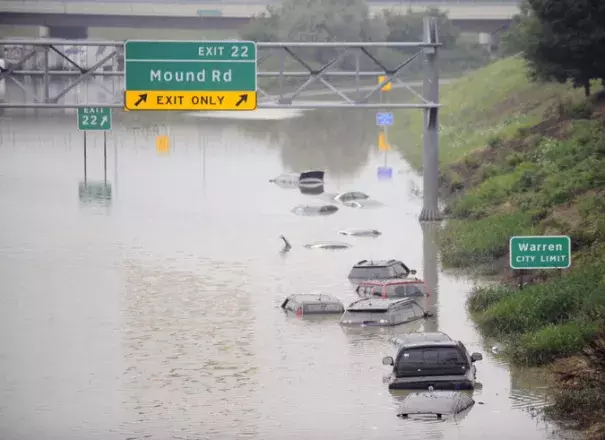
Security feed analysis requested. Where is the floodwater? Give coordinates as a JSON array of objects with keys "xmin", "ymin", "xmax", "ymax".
[{"xmin": 0, "ymin": 108, "xmax": 571, "ymax": 440}]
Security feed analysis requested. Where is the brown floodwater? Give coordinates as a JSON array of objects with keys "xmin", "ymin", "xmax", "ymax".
[{"xmin": 0, "ymin": 108, "xmax": 574, "ymax": 440}]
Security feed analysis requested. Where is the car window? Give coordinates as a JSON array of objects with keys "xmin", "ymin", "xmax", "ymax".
[
  {"xmin": 361, "ymin": 286, "xmax": 374, "ymax": 297},
  {"xmin": 411, "ymin": 303, "xmax": 425, "ymax": 318},
  {"xmin": 304, "ymin": 304, "xmax": 324, "ymax": 313},
  {"xmin": 342, "ymin": 310, "xmax": 389, "ymax": 324},
  {"xmin": 385, "ymin": 284, "xmax": 428, "ymax": 297},
  {"xmin": 349, "ymin": 267, "xmax": 391, "ymax": 279},
  {"xmin": 398, "ymin": 347, "xmax": 467, "ymax": 366},
  {"xmin": 390, "ymin": 305, "xmax": 417, "ymax": 324},
  {"xmin": 287, "ymin": 302, "xmax": 300, "ymax": 313},
  {"xmin": 324, "ymin": 303, "xmax": 343, "ymax": 312}
]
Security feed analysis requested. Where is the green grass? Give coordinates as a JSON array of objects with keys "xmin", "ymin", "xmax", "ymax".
[
  {"xmin": 467, "ymin": 256, "xmax": 605, "ymax": 366},
  {"xmin": 392, "ymin": 56, "xmax": 599, "ymax": 168},
  {"xmin": 415, "ymin": 52, "xmax": 605, "ymax": 435},
  {"xmin": 440, "ymin": 211, "xmax": 536, "ymax": 268}
]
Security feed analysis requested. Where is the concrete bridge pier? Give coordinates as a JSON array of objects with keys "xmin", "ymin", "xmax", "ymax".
[{"xmin": 43, "ymin": 25, "xmax": 89, "ymax": 39}]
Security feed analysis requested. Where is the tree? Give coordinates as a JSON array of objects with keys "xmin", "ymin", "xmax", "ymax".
[
  {"xmin": 516, "ymin": 0, "xmax": 605, "ymax": 96},
  {"xmin": 382, "ymin": 8, "xmax": 459, "ymax": 48},
  {"xmin": 240, "ymin": 0, "xmax": 389, "ymax": 69}
]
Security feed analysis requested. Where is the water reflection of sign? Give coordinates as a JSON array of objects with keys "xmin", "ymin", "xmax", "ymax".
[
  {"xmin": 378, "ymin": 132, "xmax": 391, "ymax": 151},
  {"xmin": 376, "ymin": 112, "xmax": 393, "ymax": 127},
  {"xmin": 79, "ymin": 182, "xmax": 112, "ymax": 203},
  {"xmin": 377, "ymin": 167, "xmax": 393, "ymax": 180},
  {"xmin": 156, "ymin": 135, "xmax": 170, "ymax": 153}
]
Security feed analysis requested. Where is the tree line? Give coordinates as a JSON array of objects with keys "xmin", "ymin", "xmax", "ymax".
[
  {"xmin": 503, "ymin": 0, "xmax": 605, "ymax": 96},
  {"xmin": 239, "ymin": 0, "xmax": 490, "ymax": 77}
]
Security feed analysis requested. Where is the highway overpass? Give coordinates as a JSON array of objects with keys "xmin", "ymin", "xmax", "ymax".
[{"xmin": 0, "ymin": 0, "xmax": 520, "ymax": 37}]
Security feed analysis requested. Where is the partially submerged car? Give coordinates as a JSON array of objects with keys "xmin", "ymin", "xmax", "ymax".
[
  {"xmin": 340, "ymin": 297, "xmax": 430, "ymax": 327},
  {"xmin": 348, "ymin": 259, "xmax": 417, "ymax": 281},
  {"xmin": 278, "ymin": 236, "xmax": 351, "ymax": 252},
  {"xmin": 270, "ymin": 170, "xmax": 324, "ymax": 189},
  {"xmin": 397, "ymin": 391, "xmax": 475, "ymax": 419},
  {"xmin": 356, "ymin": 279, "xmax": 431, "ymax": 299},
  {"xmin": 298, "ymin": 170, "xmax": 325, "ymax": 188},
  {"xmin": 281, "ymin": 293, "xmax": 345, "ymax": 316},
  {"xmin": 382, "ymin": 332, "xmax": 483, "ymax": 390},
  {"xmin": 334, "ymin": 191, "xmax": 370, "ymax": 203},
  {"xmin": 291, "ymin": 204, "xmax": 339, "ymax": 216},
  {"xmin": 342, "ymin": 199, "xmax": 383, "ymax": 209},
  {"xmin": 304, "ymin": 241, "xmax": 352, "ymax": 250},
  {"xmin": 338, "ymin": 228, "xmax": 381, "ymax": 237}
]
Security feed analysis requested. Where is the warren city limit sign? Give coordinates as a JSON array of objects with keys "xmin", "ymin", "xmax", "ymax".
[
  {"xmin": 509, "ymin": 235, "xmax": 571, "ymax": 270},
  {"xmin": 123, "ymin": 40, "xmax": 257, "ymax": 111}
]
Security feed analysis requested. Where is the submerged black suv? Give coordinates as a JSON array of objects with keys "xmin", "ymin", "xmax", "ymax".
[
  {"xmin": 382, "ymin": 332, "xmax": 483, "ymax": 390},
  {"xmin": 348, "ymin": 259, "xmax": 416, "ymax": 281}
]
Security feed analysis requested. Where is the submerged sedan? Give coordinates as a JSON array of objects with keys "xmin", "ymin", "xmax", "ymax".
[{"xmin": 340, "ymin": 297, "xmax": 430, "ymax": 327}]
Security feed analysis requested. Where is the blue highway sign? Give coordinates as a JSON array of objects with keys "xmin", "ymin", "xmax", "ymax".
[{"xmin": 376, "ymin": 112, "xmax": 394, "ymax": 127}]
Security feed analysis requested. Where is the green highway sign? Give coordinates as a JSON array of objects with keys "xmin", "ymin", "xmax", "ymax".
[
  {"xmin": 123, "ymin": 40, "xmax": 257, "ymax": 111},
  {"xmin": 509, "ymin": 235, "xmax": 571, "ymax": 270},
  {"xmin": 77, "ymin": 107, "xmax": 112, "ymax": 131}
]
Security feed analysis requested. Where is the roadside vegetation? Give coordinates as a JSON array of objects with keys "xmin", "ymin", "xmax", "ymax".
[
  {"xmin": 393, "ymin": 1, "xmax": 605, "ymax": 437},
  {"xmin": 239, "ymin": 0, "xmax": 491, "ymax": 91}
]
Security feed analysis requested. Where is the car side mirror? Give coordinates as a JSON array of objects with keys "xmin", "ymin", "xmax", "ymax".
[
  {"xmin": 410, "ymin": 269, "xmax": 417, "ymax": 275},
  {"xmin": 355, "ymin": 286, "xmax": 360, "ymax": 293},
  {"xmin": 382, "ymin": 356, "xmax": 394, "ymax": 366},
  {"xmin": 471, "ymin": 353, "xmax": 483, "ymax": 362}
]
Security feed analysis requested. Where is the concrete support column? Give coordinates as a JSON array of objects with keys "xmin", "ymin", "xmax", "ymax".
[
  {"xmin": 421, "ymin": 221, "xmax": 440, "ymax": 332},
  {"xmin": 419, "ymin": 16, "xmax": 442, "ymax": 222},
  {"xmin": 47, "ymin": 26, "xmax": 88, "ymax": 39}
]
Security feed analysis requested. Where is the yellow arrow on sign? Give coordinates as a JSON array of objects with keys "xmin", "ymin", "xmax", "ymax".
[
  {"xmin": 378, "ymin": 132, "xmax": 391, "ymax": 151},
  {"xmin": 123, "ymin": 90, "xmax": 257, "ymax": 111}
]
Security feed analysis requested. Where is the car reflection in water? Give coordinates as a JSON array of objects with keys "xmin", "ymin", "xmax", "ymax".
[{"xmin": 396, "ymin": 390, "xmax": 476, "ymax": 422}]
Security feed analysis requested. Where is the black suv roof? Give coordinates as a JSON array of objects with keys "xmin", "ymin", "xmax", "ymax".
[
  {"xmin": 397, "ymin": 340, "xmax": 462, "ymax": 351},
  {"xmin": 353, "ymin": 259, "xmax": 405, "ymax": 268}
]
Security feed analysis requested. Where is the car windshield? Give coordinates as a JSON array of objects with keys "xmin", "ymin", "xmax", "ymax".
[
  {"xmin": 304, "ymin": 303, "xmax": 342, "ymax": 313},
  {"xmin": 381, "ymin": 283, "xmax": 428, "ymax": 297},
  {"xmin": 349, "ymin": 266, "xmax": 392, "ymax": 279},
  {"xmin": 342, "ymin": 310, "xmax": 389, "ymax": 323},
  {"xmin": 399, "ymin": 347, "xmax": 466, "ymax": 366},
  {"xmin": 394, "ymin": 346, "xmax": 468, "ymax": 377}
]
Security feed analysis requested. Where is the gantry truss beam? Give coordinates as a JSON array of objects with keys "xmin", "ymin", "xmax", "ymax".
[
  {"xmin": 0, "ymin": 17, "xmax": 442, "ymax": 221},
  {"xmin": 0, "ymin": 36, "xmax": 440, "ymax": 109}
]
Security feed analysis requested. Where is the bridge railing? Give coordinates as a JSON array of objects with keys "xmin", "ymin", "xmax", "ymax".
[{"xmin": 0, "ymin": 0, "xmax": 521, "ymax": 3}]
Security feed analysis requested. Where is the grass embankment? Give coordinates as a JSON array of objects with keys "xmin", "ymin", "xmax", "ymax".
[{"xmin": 394, "ymin": 56, "xmax": 605, "ymax": 437}]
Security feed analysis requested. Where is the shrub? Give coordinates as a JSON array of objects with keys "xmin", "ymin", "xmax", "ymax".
[
  {"xmin": 467, "ymin": 285, "xmax": 515, "ymax": 314},
  {"xmin": 476, "ymin": 263, "xmax": 605, "ymax": 336},
  {"xmin": 509, "ymin": 321, "xmax": 599, "ymax": 365}
]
